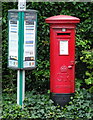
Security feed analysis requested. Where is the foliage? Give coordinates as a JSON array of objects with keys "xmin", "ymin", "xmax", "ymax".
[
  {"xmin": 1, "ymin": 88, "xmax": 93, "ymax": 120},
  {"xmin": 2, "ymin": 2, "xmax": 93, "ymax": 120},
  {"xmin": 2, "ymin": 2, "xmax": 17, "ymax": 93},
  {"xmin": 2, "ymin": 2, "xmax": 93, "ymax": 94},
  {"xmin": 80, "ymin": 50, "xmax": 93, "ymax": 93}
]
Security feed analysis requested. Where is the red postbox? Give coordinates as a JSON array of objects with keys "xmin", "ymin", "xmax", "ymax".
[{"xmin": 45, "ymin": 15, "xmax": 80, "ymax": 106}]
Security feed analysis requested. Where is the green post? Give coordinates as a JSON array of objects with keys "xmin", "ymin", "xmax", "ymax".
[
  {"xmin": 8, "ymin": 0, "xmax": 37, "ymax": 108},
  {"xmin": 17, "ymin": 0, "xmax": 26, "ymax": 108},
  {"xmin": 17, "ymin": 70, "xmax": 25, "ymax": 106}
]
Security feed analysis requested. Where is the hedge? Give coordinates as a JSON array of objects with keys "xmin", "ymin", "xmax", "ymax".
[
  {"xmin": 2, "ymin": 2, "xmax": 93, "ymax": 119},
  {"xmin": 2, "ymin": 2, "xmax": 93, "ymax": 92}
]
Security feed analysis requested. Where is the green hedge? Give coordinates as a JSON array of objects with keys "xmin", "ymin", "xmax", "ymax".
[
  {"xmin": 2, "ymin": 2, "xmax": 93, "ymax": 119},
  {"xmin": 2, "ymin": 2, "xmax": 93, "ymax": 92}
]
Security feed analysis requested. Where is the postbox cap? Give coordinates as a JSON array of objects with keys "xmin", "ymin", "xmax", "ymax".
[{"xmin": 45, "ymin": 15, "xmax": 80, "ymax": 24}]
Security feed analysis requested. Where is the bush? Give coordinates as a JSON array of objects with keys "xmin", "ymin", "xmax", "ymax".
[
  {"xmin": 80, "ymin": 50, "xmax": 93, "ymax": 93},
  {"xmin": 2, "ymin": 2, "xmax": 93, "ymax": 119},
  {"xmin": 2, "ymin": 88, "xmax": 93, "ymax": 120},
  {"xmin": 2, "ymin": 2, "xmax": 93, "ymax": 92}
]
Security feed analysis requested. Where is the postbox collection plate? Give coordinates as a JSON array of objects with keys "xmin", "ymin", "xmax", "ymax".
[{"xmin": 59, "ymin": 40, "xmax": 68, "ymax": 55}]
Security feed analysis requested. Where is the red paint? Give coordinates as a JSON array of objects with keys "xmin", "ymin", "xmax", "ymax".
[{"xmin": 45, "ymin": 15, "xmax": 80, "ymax": 94}]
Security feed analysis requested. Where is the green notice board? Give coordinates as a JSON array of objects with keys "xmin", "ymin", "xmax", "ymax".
[{"xmin": 8, "ymin": 9, "xmax": 37, "ymax": 70}]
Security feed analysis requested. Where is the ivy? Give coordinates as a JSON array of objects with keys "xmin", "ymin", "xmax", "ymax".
[{"xmin": 2, "ymin": 88, "xmax": 93, "ymax": 120}]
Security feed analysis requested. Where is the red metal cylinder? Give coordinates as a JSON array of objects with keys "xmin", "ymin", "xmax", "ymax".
[{"xmin": 45, "ymin": 15, "xmax": 80, "ymax": 106}]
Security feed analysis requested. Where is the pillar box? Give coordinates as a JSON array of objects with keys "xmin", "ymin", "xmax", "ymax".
[{"xmin": 45, "ymin": 15, "xmax": 80, "ymax": 107}]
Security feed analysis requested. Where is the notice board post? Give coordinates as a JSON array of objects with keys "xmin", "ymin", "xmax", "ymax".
[{"xmin": 8, "ymin": 0, "xmax": 37, "ymax": 107}]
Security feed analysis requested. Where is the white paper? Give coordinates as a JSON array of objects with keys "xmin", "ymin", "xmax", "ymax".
[
  {"xmin": 60, "ymin": 40, "xmax": 68, "ymax": 55},
  {"xmin": 9, "ymin": 20, "xmax": 18, "ymax": 67},
  {"xmin": 24, "ymin": 20, "xmax": 36, "ymax": 67}
]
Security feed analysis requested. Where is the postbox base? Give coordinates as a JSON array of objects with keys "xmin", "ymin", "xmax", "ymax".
[{"xmin": 51, "ymin": 93, "xmax": 74, "ymax": 107}]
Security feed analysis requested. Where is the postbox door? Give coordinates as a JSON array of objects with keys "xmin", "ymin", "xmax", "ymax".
[{"xmin": 50, "ymin": 28, "xmax": 75, "ymax": 94}]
